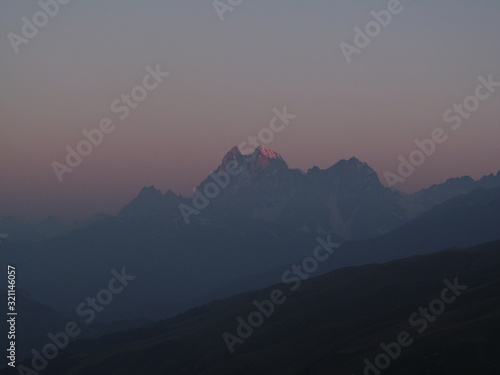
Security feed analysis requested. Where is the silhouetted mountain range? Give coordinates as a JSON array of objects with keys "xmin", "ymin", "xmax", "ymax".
[
  {"xmin": 2, "ymin": 147, "xmax": 499, "ymax": 325},
  {"xmin": 118, "ymin": 146, "xmax": 500, "ymax": 241},
  {"xmin": 4, "ymin": 147, "xmax": 499, "ymax": 244},
  {"xmin": 2, "ymin": 146, "xmax": 500, "ymax": 375},
  {"xmin": 405, "ymin": 172, "xmax": 500, "ymax": 213}
]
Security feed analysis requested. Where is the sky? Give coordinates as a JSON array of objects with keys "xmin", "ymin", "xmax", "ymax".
[{"xmin": 1, "ymin": 0, "xmax": 499, "ymax": 221}]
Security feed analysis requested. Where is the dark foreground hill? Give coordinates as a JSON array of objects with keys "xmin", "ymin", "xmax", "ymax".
[{"xmin": 9, "ymin": 239, "xmax": 500, "ymax": 375}]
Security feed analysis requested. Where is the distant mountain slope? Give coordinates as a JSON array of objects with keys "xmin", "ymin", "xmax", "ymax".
[
  {"xmin": 0, "ymin": 216, "xmax": 66, "ymax": 243},
  {"xmin": 184, "ymin": 186, "xmax": 500, "ymax": 302},
  {"xmin": 408, "ymin": 171, "xmax": 500, "ymax": 213},
  {"xmin": 0, "ymin": 290, "xmax": 68, "ymax": 361},
  {"xmin": 3, "ymin": 185, "xmax": 499, "ymax": 325},
  {"xmin": 119, "ymin": 187, "xmax": 186, "ymax": 217},
  {"xmin": 18, "ymin": 240, "xmax": 500, "ymax": 375},
  {"xmin": 324, "ymin": 186, "xmax": 500, "ymax": 271},
  {"xmin": 2, "ymin": 216, "xmax": 320, "ymax": 320},
  {"xmin": 0, "ymin": 214, "xmax": 113, "ymax": 244},
  {"xmin": 4, "ymin": 147, "xmax": 499, "ymax": 244},
  {"xmin": 116, "ymin": 146, "xmax": 500, "ymax": 241},
  {"xmin": 0, "ymin": 288, "xmax": 152, "ymax": 372},
  {"xmin": 121, "ymin": 146, "xmax": 410, "ymax": 241}
]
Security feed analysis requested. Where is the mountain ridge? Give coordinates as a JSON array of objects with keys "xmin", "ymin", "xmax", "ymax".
[{"xmin": 118, "ymin": 146, "xmax": 500, "ymax": 241}]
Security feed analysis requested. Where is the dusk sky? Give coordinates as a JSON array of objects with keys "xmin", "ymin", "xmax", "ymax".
[{"xmin": 1, "ymin": 0, "xmax": 499, "ymax": 221}]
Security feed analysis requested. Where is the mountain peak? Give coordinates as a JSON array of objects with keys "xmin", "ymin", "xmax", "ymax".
[
  {"xmin": 164, "ymin": 189, "xmax": 178, "ymax": 200},
  {"xmin": 247, "ymin": 146, "xmax": 288, "ymax": 171},
  {"xmin": 138, "ymin": 185, "xmax": 162, "ymax": 197},
  {"xmin": 445, "ymin": 176, "xmax": 475, "ymax": 184},
  {"xmin": 216, "ymin": 145, "xmax": 288, "ymax": 174},
  {"xmin": 324, "ymin": 157, "xmax": 380, "ymax": 188},
  {"xmin": 224, "ymin": 146, "xmax": 242, "ymax": 159},
  {"xmin": 120, "ymin": 186, "xmax": 166, "ymax": 217},
  {"xmin": 217, "ymin": 146, "xmax": 245, "ymax": 174},
  {"xmin": 347, "ymin": 156, "xmax": 362, "ymax": 164},
  {"xmin": 253, "ymin": 145, "xmax": 282, "ymax": 160},
  {"xmin": 328, "ymin": 157, "xmax": 373, "ymax": 173}
]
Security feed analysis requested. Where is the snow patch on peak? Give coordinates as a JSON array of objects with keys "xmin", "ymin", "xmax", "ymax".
[
  {"xmin": 246, "ymin": 146, "xmax": 288, "ymax": 171},
  {"xmin": 254, "ymin": 145, "xmax": 282, "ymax": 160}
]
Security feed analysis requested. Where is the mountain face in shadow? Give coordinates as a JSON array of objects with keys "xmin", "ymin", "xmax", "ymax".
[
  {"xmin": 117, "ymin": 146, "xmax": 500, "ymax": 241},
  {"xmin": 3, "ymin": 215, "xmax": 321, "ymax": 321},
  {"xmin": 410, "ymin": 172, "xmax": 500, "ymax": 211},
  {"xmin": 4, "ymin": 147, "xmax": 499, "ymax": 244},
  {"xmin": 119, "ymin": 147, "xmax": 403, "ymax": 241},
  {"xmin": 320, "ymin": 186, "xmax": 500, "ymax": 272},
  {"xmin": 14, "ymin": 240, "xmax": 500, "ymax": 375},
  {"xmin": 0, "ymin": 214, "xmax": 113, "ymax": 244},
  {"xmin": 119, "ymin": 186, "xmax": 185, "ymax": 217},
  {"xmin": 187, "ymin": 186, "xmax": 500, "ymax": 306},
  {"xmin": 2, "ymin": 148, "xmax": 499, "ymax": 324},
  {"xmin": 1, "ymin": 147, "xmax": 499, "ymax": 375}
]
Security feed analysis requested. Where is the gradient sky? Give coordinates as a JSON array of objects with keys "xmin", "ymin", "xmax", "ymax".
[{"xmin": 1, "ymin": 0, "xmax": 499, "ymax": 221}]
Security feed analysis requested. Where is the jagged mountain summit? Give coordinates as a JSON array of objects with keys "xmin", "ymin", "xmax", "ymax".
[
  {"xmin": 121, "ymin": 146, "xmax": 406, "ymax": 240},
  {"xmin": 118, "ymin": 146, "xmax": 500, "ymax": 241},
  {"xmin": 215, "ymin": 145, "xmax": 288, "ymax": 174},
  {"xmin": 119, "ymin": 186, "xmax": 185, "ymax": 217},
  {"xmin": 4, "ymin": 145, "xmax": 500, "ymax": 325}
]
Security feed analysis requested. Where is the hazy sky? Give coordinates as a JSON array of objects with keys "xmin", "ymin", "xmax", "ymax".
[{"xmin": 1, "ymin": 0, "xmax": 499, "ymax": 221}]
